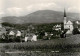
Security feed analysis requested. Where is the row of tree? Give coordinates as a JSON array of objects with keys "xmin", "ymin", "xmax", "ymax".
[{"xmin": 2, "ymin": 22, "xmax": 80, "ymax": 39}]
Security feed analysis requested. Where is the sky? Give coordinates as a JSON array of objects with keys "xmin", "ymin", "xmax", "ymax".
[{"xmin": 0, "ymin": 0, "xmax": 80, "ymax": 17}]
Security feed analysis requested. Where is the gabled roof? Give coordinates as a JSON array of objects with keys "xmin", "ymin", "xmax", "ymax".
[
  {"xmin": 66, "ymin": 20, "xmax": 73, "ymax": 24},
  {"xmin": 56, "ymin": 24, "xmax": 61, "ymax": 27},
  {"xmin": 9, "ymin": 29, "xmax": 17, "ymax": 34}
]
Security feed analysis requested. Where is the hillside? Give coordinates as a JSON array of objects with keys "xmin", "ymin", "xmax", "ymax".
[{"xmin": 2, "ymin": 10, "xmax": 80, "ymax": 24}]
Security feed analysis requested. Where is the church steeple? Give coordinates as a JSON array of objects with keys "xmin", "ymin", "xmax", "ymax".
[
  {"xmin": 64, "ymin": 9, "xmax": 67, "ymax": 29},
  {"xmin": 64, "ymin": 9, "xmax": 66, "ymax": 17},
  {"xmin": 64, "ymin": 9, "xmax": 67, "ymax": 24}
]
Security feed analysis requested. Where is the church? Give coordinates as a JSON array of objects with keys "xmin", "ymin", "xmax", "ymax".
[{"xmin": 63, "ymin": 9, "xmax": 74, "ymax": 34}]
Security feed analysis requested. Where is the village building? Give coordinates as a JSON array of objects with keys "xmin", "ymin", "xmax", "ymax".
[
  {"xmin": 74, "ymin": 21, "xmax": 80, "ymax": 32},
  {"xmin": 74, "ymin": 21, "xmax": 80, "ymax": 28},
  {"xmin": 25, "ymin": 33, "xmax": 37, "ymax": 42},
  {"xmin": 52, "ymin": 24, "xmax": 62, "ymax": 31},
  {"xmin": 52, "ymin": 9, "xmax": 80, "ymax": 38},
  {"xmin": 16, "ymin": 30, "xmax": 22, "ymax": 37},
  {"xmin": 63, "ymin": 9, "xmax": 80, "ymax": 35},
  {"xmin": 63, "ymin": 9, "xmax": 74, "ymax": 34}
]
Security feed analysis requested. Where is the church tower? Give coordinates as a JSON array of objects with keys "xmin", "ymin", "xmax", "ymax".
[{"xmin": 64, "ymin": 9, "xmax": 67, "ymax": 29}]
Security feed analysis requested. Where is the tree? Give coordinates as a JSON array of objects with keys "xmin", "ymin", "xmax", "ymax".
[{"xmin": 72, "ymin": 28, "xmax": 80, "ymax": 35}]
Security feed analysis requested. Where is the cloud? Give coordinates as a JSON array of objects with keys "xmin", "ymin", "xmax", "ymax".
[
  {"xmin": 26, "ymin": 2, "xmax": 61, "ymax": 12},
  {"xmin": 4, "ymin": 2, "xmax": 62, "ymax": 16},
  {"xmin": 7, "ymin": 7, "xmax": 24, "ymax": 16},
  {"xmin": 0, "ymin": 11, "xmax": 4, "ymax": 15},
  {"xmin": 68, "ymin": 7, "xmax": 80, "ymax": 13},
  {"xmin": 0, "ymin": 10, "xmax": 5, "ymax": 18},
  {"xmin": 0, "ymin": 0, "xmax": 79, "ymax": 17}
]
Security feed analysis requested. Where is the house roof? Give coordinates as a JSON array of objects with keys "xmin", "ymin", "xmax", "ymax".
[{"xmin": 75, "ymin": 21, "xmax": 80, "ymax": 24}]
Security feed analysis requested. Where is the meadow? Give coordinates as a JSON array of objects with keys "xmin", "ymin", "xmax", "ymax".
[
  {"xmin": 0, "ymin": 34, "xmax": 80, "ymax": 52},
  {"xmin": 0, "ymin": 35, "xmax": 79, "ymax": 56}
]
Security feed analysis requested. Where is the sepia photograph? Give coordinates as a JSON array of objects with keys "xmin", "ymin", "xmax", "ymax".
[{"xmin": 0, "ymin": 0, "xmax": 80, "ymax": 56}]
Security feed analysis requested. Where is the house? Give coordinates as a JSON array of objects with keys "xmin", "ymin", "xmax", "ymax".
[
  {"xmin": 75, "ymin": 21, "xmax": 80, "ymax": 24},
  {"xmin": 9, "ymin": 30, "xmax": 15, "ymax": 36},
  {"xmin": 74, "ymin": 21, "xmax": 80, "ymax": 28},
  {"xmin": 16, "ymin": 30, "xmax": 22, "ymax": 37},
  {"xmin": 25, "ymin": 33, "xmax": 37, "ymax": 42},
  {"xmin": 52, "ymin": 24, "xmax": 61, "ymax": 31}
]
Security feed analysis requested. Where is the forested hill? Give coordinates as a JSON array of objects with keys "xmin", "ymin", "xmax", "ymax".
[{"xmin": 2, "ymin": 10, "xmax": 80, "ymax": 24}]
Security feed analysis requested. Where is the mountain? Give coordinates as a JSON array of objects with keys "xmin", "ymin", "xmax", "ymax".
[{"xmin": 1, "ymin": 10, "xmax": 80, "ymax": 24}]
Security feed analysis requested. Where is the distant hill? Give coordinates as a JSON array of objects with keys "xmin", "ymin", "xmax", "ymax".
[{"xmin": 2, "ymin": 10, "xmax": 80, "ymax": 24}]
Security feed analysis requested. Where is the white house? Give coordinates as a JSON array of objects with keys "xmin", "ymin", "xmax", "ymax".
[
  {"xmin": 16, "ymin": 30, "xmax": 21, "ymax": 37},
  {"xmin": 9, "ymin": 30, "xmax": 15, "ymax": 36},
  {"xmin": 53, "ymin": 24, "xmax": 61, "ymax": 31},
  {"xmin": 31, "ymin": 34, "xmax": 37, "ymax": 41},
  {"xmin": 75, "ymin": 21, "xmax": 80, "ymax": 25},
  {"xmin": 25, "ymin": 33, "xmax": 37, "ymax": 42}
]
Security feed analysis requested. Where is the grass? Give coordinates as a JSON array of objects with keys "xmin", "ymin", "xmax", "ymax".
[
  {"xmin": 1, "ymin": 34, "xmax": 80, "ymax": 52},
  {"xmin": 2, "ymin": 40, "xmax": 80, "ymax": 52}
]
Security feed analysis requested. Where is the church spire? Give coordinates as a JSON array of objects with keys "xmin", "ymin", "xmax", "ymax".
[
  {"xmin": 64, "ymin": 8, "xmax": 67, "ymax": 29},
  {"xmin": 64, "ymin": 9, "xmax": 66, "ymax": 17}
]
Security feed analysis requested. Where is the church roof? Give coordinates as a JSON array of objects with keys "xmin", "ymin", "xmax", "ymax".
[{"xmin": 66, "ymin": 20, "xmax": 73, "ymax": 24}]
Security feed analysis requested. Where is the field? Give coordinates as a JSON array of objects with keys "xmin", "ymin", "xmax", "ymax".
[
  {"xmin": 0, "ymin": 34, "xmax": 80, "ymax": 51},
  {"xmin": 0, "ymin": 34, "xmax": 80, "ymax": 56}
]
